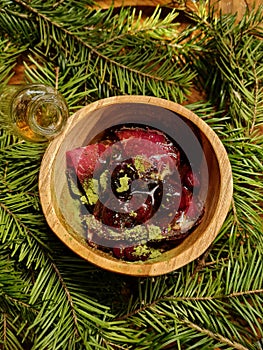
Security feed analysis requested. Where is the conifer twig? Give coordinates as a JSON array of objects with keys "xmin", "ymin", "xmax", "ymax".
[{"xmin": 182, "ymin": 319, "xmax": 249, "ymax": 350}]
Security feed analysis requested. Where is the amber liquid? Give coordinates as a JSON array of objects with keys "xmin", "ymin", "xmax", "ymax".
[{"xmin": 0, "ymin": 84, "xmax": 68, "ymax": 142}]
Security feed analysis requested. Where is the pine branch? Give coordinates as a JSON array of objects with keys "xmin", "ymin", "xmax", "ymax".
[
  {"xmin": 113, "ymin": 243, "xmax": 263, "ymax": 348},
  {"xmin": 0, "ymin": 0, "xmax": 195, "ymax": 102},
  {"xmin": 0, "ymin": 1, "xmax": 263, "ymax": 349},
  {"xmin": 181, "ymin": 318, "xmax": 249, "ymax": 350}
]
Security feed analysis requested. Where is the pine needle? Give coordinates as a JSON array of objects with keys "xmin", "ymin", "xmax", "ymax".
[{"xmin": 0, "ymin": 1, "xmax": 262, "ymax": 349}]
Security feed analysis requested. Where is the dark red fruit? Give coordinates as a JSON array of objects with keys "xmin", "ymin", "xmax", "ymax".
[
  {"xmin": 124, "ymin": 246, "xmax": 150, "ymax": 261},
  {"xmin": 181, "ymin": 166, "xmax": 200, "ymax": 189},
  {"xmin": 186, "ymin": 198, "xmax": 200, "ymax": 219},
  {"xmin": 133, "ymin": 197, "xmax": 153, "ymax": 224},
  {"xmin": 116, "ymin": 128, "xmax": 167, "ymax": 144},
  {"xmin": 179, "ymin": 187, "xmax": 192, "ymax": 212},
  {"xmin": 160, "ymin": 143, "xmax": 180, "ymax": 167},
  {"xmin": 66, "ymin": 147, "xmax": 83, "ymax": 169},
  {"xmin": 112, "ymin": 246, "xmax": 126, "ymax": 259},
  {"xmin": 66, "ymin": 143, "xmax": 107, "ymax": 184},
  {"xmin": 117, "ymin": 129, "xmax": 180, "ymax": 169},
  {"xmin": 97, "ymin": 201, "xmax": 122, "ymax": 228},
  {"xmin": 67, "ymin": 125, "xmax": 205, "ymax": 262}
]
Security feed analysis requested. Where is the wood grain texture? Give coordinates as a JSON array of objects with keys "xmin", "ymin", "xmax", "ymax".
[
  {"xmin": 210, "ymin": 0, "xmax": 261, "ymax": 20},
  {"xmin": 95, "ymin": 0, "xmax": 168, "ymax": 7},
  {"xmin": 95, "ymin": 0, "xmax": 261, "ymax": 20},
  {"xmin": 95, "ymin": 0, "xmax": 260, "ymax": 8},
  {"xmin": 39, "ymin": 96, "xmax": 233, "ymax": 276}
]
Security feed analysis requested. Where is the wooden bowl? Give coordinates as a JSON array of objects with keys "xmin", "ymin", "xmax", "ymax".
[{"xmin": 39, "ymin": 96, "xmax": 233, "ymax": 276}]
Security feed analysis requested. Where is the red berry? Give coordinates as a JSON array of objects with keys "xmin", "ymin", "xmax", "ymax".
[
  {"xmin": 179, "ymin": 187, "xmax": 192, "ymax": 212},
  {"xmin": 186, "ymin": 198, "xmax": 202, "ymax": 220},
  {"xmin": 66, "ymin": 143, "xmax": 107, "ymax": 184},
  {"xmin": 113, "ymin": 246, "xmax": 126, "ymax": 259},
  {"xmin": 116, "ymin": 128, "xmax": 167, "ymax": 144},
  {"xmin": 134, "ymin": 197, "xmax": 153, "ymax": 224},
  {"xmin": 182, "ymin": 168, "xmax": 200, "ymax": 189},
  {"xmin": 124, "ymin": 245, "xmax": 150, "ymax": 261},
  {"xmin": 123, "ymin": 246, "xmax": 137, "ymax": 261}
]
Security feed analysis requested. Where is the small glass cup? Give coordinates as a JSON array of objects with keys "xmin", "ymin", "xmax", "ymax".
[{"xmin": 0, "ymin": 84, "xmax": 69, "ymax": 142}]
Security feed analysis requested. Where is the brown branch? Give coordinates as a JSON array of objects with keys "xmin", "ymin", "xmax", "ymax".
[
  {"xmin": 231, "ymin": 198, "xmax": 240, "ymax": 226},
  {"xmin": 114, "ymin": 288, "xmax": 262, "ymax": 349},
  {"xmin": 55, "ymin": 66, "xmax": 59, "ymax": 92},
  {"xmin": 115, "ymin": 288, "xmax": 263, "ymax": 321},
  {"xmin": 51, "ymin": 262, "xmax": 80, "ymax": 337},
  {"xmin": 249, "ymin": 65, "xmax": 259, "ymax": 135},
  {"xmin": 191, "ymin": 246, "xmax": 213, "ymax": 277},
  {"xmin": 169, "ymin": 289, "xmax": 263, "ymax": 301},
  {"xmin": 3, "ymin": 313, "xmax": 7, "ymax": 345},
  {"xmin": 3, "ymin": 294, "xmax": 39, "ymax": 314},
  {"xmin": 182, "ymin": 318, "xmax": 249, "ymax": 350},
  {"xmin": 228, "ymin": 289, "xmax": 263, "ymax": 298},
  {"xmin": 243, "ymin": 0, "xmax": 250, "ymax": 9}
]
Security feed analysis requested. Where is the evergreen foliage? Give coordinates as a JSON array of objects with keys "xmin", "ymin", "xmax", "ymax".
[{"xmin": 0, "ymin": 0, "xmax": 262, "ymax": 349}]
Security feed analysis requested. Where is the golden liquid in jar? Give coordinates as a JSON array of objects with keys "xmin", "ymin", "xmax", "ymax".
[{"xmin": 0, "ymin": 84, "xmax": 68, "ymax": 142}]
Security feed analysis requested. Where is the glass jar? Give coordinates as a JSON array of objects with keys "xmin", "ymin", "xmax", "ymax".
[{"xmin": 0, "ymin": 84, "xmax": 69, "ymax": 142}]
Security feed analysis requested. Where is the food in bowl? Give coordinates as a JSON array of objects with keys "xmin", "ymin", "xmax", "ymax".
[
  {"xmin": 39, "ymin": 96, "xmax": 233, "ymax": 276},
  {"xmin": 66, "ymin": 123, "xmax": 205, "ymax": 262}
]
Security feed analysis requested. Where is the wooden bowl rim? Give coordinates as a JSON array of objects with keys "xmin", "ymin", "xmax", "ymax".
[{"xmin": 39, "ymin": 95, "xmax": 233, "ymax": 276}]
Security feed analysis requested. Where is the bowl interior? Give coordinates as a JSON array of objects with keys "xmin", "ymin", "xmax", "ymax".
[{"xmin": 40, "ymin": 97, "xmax": 232, "ymax": 276}]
